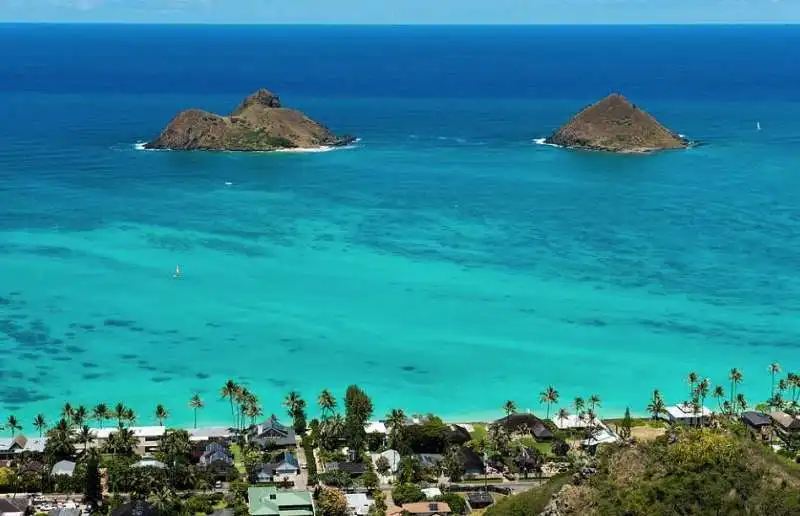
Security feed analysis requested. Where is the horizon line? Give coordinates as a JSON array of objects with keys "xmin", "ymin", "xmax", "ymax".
[{"xmin": 2, "ymin": 21, "xmax": 800, "ymax": 27}]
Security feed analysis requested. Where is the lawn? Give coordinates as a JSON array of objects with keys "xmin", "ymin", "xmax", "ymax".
[{"xmin": 229, "ymin": 443, "xmax": 247, "ymax": 474}]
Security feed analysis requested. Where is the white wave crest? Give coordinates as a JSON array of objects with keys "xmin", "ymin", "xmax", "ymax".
[{"xmin": 533, "ymin": 137, "xmax": 561, "ymax": 148}]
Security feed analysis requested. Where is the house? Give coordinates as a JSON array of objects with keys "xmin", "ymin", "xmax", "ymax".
[
  {"xmin": 416, "ymin": 454, "xmax": 443, "ymax": 469},
  {"xmin": 0, "ymin": 435, "xmax": 47, "ymax": 459},
  {"xmin": 247, "ymin": 486, "xmax": 314, "ymax": 516},
  {"xmin": 249, "ymin": 416, "xmax": 297, "ymax": 449},
  {"xmin": 49, "ymin": 509, "xmax": 81, "ymax": 516},
  {"xmin": 494, "ymin": 414, "xmax": 553, "ymax": 441},
  {"xmin": 252, "ymin": 452, "xmax": 301, "ymax": 484},
  {"xmin": 0, "ymin": 498, "xmax": 26, "ymax": 516},
  {"xmin": 345, "ymin": 493, "xmax": 373, "ymax": 516},
  {"xmin": 770, "ymin": 411, "xmax": 800, "ymax": 445},
  {"xmin": 371, "ymin": 449, "xmax": 401, "ymax": 474},
  {"xmin": 189, "ymin": 427, "xmax": 234, "ymax": 443},
  {"xmin": 551, "ymin": 414, "xmax": 591, "ymax": 430},
  {"xmin": 401, "ymin": 502, "xmax": 452, "ymax": 516},
  {"xmin": 467, "ymin": 492, "xmax": 494, "ymax": 509},
  {"xmin": 421, "ymin": 487, "xmax": 442, "ymax": 500},
  {"xmin": 458, "ymin": 447, "xmax": 484, "ymax": 476},
  {"xmin": 741, "ymin": 411, "xmax": 772, "ymax": 441},
  {"xmin": 324, "ymin": 461, "xmax": 366, "ymax": 477},
  {"xmin": 446, "ymin": 425, "xmax": 472, "ymax": 446},
  {"xmin": 111, "ymin": 501, "xmax": 158, "ymax": 516},
  {"xmin": 665, "ymin": 404, "xmax": 712, "ymax": 426},
  {"xmin": 364, "ymin": 422, "xmax": 387, "ymax": 435},
  {"xmin": 131, "ymin": 458, "xmax": 167, "ymax": 469},
  {"xmin": 51, "ymin": 460, "xmax": 77, "ymax": 477},
  {"xmin": 581, "ymin": 428, "xmax": 619, "ymax": 448},
  {"xmin": 91, "ymin": 426, "xmax": 166, "ymax": 455},
  {"xmin": 199, "ymin": 442, "xmax": 234, "ymax": 467}
]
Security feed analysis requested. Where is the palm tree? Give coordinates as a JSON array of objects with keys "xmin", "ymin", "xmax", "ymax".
[
  {"xmin": 6, "ymin": 415, "xmax": 21, "ymax": 437},
  {"xmin": 696, "ymin": 379, "xmax": 710, "ymax": 411},
  {"xmin": 220, "ymin": 379, "xmax": 239, "ymax": 427},
  {"xmin": 539, "ymin": 387, "xmax": 559, "ymax": 420},
  {"xmin": 104, "ymin": 427, "xmax": 137, "ymax": 456},
  {"xmin": 244, "ymin": 400, "xmax": 263, "ymax": 426},
  {"xmin": 46, "ymin": 419, "xmax": 76, "ymax": 460},
  {"xmin": 687, "ymin": 371, "xmax": 699, "ymax": 399},
  {"xmin": 646, "ymin": 390, "xmax": 666, "ymax": 421},
  {"xmin": 92, "ymin": 404, "xmax": 110, "ymax": 428},
  {"xmin": 770, "ymin": 363, "xmax": 782, "ymax": 397},
  {"xmin": 32, "ymin": 414, "xmax": 47, "ymax": 437},
  {"xmin": 556, "ymin": 408, "xmax": 570, "ymax": 429},
  {"xmin": 589, "ymin": 394, "xmax": 601, "ymax": 412},
  {"xmin": 503, "ymin": 400, "xmax": 517, "ymax": 419},
  {"xmin": 736, "ymin": 393, "xmax": 748, "ymax": 414},
  {"xmin": 154, "ymin": 404, "xmax": 169, "ymax": 426},
  {"xmin": 72, "ymin": 405, "xmax": 88, "ymax": 428},
  {"xmin": 189, "ymin": 394, "xmax": 204, "ymax": 429},
  {"xmin": 712, "ymin": 385, "xmax": 726, "ymax": 412},
  {"xmin": 61, "ymin": 402, "xmax": 74, "ymax": 423},
  {"xmin": 123, "ymin": 408, "xmax": 136, "ymax": 426},
  {"xmin": 284, "ymin": 391, "xmax": 302, "ymax": 418},
  {"xmin": 114, "ymin": 402, "xmax": 126, "ymax": 428},
  {"xmin": 318, "ymin": 389, "xmax": 337, "ymax": 419},
  {"xmin": 729, "ymin": 368, "xmax": 743, "ymax": 412},
  {"xmin": 573, "ymin": 397, "xmax": 585, "ymax": 418},
  {"xmin": 77, "ymin": 425, "xmax": 94, "ymax": 452}
]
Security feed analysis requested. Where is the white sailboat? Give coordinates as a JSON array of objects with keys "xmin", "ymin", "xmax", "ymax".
[{"xmin": 757, "ymin": 121, "xmax": 762, "ymax": 131}]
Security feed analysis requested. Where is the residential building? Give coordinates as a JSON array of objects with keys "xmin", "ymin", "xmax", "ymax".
[
  {"xmin": 199, "ymin": 442, "xmax": 234, "ymax": 467},
  {"xmin": 665, "ymin": 404, "xmax": 712, "ymax": 426},
  {"xmin": 91, "ymin": 426, "xmax": 166, "ymax": 455},
  {"xmin": 111, "ymin": 501, "xmax": 158, "ymax": 516},
  {"xmin": 421, "ymin": 487, "xmax": 442, "ymax": 500},
  {"xmin": 345, "ymin": 493, "xmax": 373, "ymax": 516},
  {"xmin": 401, "ymin": 502, "xmax": 452, "ymax": 516},
  {"xmin": 741, "ymin": 411, "xmax": 772, "ymax": 441},
  {"xmin": 551, "ymin": 414, "xmax": 591, "ymax": 430},
  {"xmin": 324, "ymin": 461, "xmax": 366, "ymax": 477},
  {"xmin": 0, "ymin": 435, "xmax": 47, "ymax": 459},
  {"xmin": 467, "ymin": 492, "xmax": 493, "ymax": 509},
  {"xmin": 371, "ymin": 449, "xmax": 400, "ymax": 474},
  {"xmin": 247, "ymin": 486, "xmax": 314, "ymax": 516},
  {"xmin": 364, "ymin": 422, "xmax": 387, "ymax": 435},
  {"xmin": 770, "ymin": 411, "xmax": 800, "ymax": 446},
  {"xmin": 49, "ymin": 509, "xmax": 80, "ymax": 516},
  {"xmin": 131, "ymin": 459, "xmax": 167, "ymax": 469},
  {"xmin": 249, "ymin": 416, "xmax": 297, "ymax": 449},
  {"xmin": 189, "ymin": 427, "xmax": 234, "ymax": 443},
  {"xmin": 493, "ymin": 414, "xmax": 554, "ymax": 441},
  {"xmin": 252, "ymin": 452, "xmax": 301, "ymax": 484},
  {"xmin": 0, "ymin": 498, "xmax": 26, "ymax": 516},
  {"xmin": 51, "ymin": 460, "xmax": 76, "ymax": 477}
]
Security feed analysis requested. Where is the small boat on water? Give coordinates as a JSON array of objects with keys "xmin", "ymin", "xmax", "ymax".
[{"xmin": 757, "ymin": 121, "xmax": 762, "ymax": 131}]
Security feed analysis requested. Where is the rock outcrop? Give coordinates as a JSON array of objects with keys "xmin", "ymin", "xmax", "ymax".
[
  {"xmin": 545, "ymin": 94, "xmax": 687, "ymax": 153},
  {"xmin": 145, "ymin": 89, "xmax": 355, "ymax": 151}
]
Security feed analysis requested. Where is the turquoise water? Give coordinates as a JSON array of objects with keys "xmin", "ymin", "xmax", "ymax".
[{"xmin": 1, "ymin": 25, "xmax": 800, "ymax": 428}]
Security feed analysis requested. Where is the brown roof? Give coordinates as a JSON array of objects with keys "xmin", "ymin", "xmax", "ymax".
[
  {"xmin": 770, "ymin": 411, "xmax": 800, "ymax": 430},
  {"xmin": 402, "ymin": 502, "xmax": 452, "ymax": 515}
]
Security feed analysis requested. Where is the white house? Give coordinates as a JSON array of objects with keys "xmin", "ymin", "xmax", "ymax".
[
  {"xmin": 665, "ymin": 404, "xmax": 712, "ymax": 426},
  {"xmin": 371, "ymin": 449, "xmax": 401, "ymax": 474},
  {"xmin": 552, "ymin": 414, "xmax": 591, "ymax": 430},
  {"xmin": 345, "ymin": 493, "xmax": 373, "ymax": 516},
  {"xmin": 91, "ymin": 426, "xmax": 166, "ymax": 455},
  {"xmin": 421, "ymin": 487, "xmax": 442, "ymax": 500},
  {"xmin": 364, "ymin": 421, "xmax": 388, "ymax": 435}
]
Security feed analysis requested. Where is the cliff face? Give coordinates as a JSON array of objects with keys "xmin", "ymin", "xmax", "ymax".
[
  {"xmin": 545, "ymin": 94, "xmax": 687, "ymax": 153},
  {"xmin": 145, "ymin": 89, "xmax": 355, "ymax": 151}
]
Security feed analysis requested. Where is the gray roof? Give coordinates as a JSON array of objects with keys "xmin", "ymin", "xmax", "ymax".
[
  {"xmin": 51, "ymin": 460, "xmax": 77, "ymax": 476},
  {"xmin": 0, "ymin": 498, "xmax": 27, "ymax": 513},
  {"xmin": 249, "ymin": 416, "xmax": 296, "ymax": 447},
  {"xmin": 49, "ymin": 509, "xmax": 81, "ymax": 516},
  {"xmin": 742, "ymin": 411, "xmax": 772, "ymax": 427}
]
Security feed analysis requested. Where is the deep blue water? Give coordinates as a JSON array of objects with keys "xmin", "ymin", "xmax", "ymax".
[{"xmin": 1, "ymin": 24, "xmax": 799, "ymax": 427}]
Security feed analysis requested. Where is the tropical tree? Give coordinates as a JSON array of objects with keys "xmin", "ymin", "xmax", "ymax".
[
  {"xmin": 114, "ymin": 402, "xmax": 127, "ymax": 428},
  {"xmin": 154, "ymin": 404, "xmax": 169, "ymax": 426},
  {"xmin": 695, "ymin": 378, "xmax": 710, "ymax": 413},
  {"xmin": 61, "ymin": 402, "xmax": 74, "ymax": 421},
  {"xmin": 646, "ymin": 389, "xmax": 666, "ymax": 420},
  {"xmin": 556, "ymin": 408, "xmax": 570, "ymax": 429},
  {"xmin": 77, "ymin": 425, "xmax": 94, "ymax": 452},
  {"xmin": 736, "ymin": 393, "xmax": 748, "ymax": 414},
  {"xmin": 189, "ymin": 394, "xmax": 204, "ymax": 429},
  {"xmin": 92, "ymin": 404, "xmax": 110, "ymax": 428},
  {"xmin": 220, "ymin": 379, "xmax": 239, "ymax": 427},
  {"xmin": 385, "ymin": 408, "xmax": 406, "ymax": 450},
  {"xmin": 124, "ymin": 408, "xmax": 136, "ymax": 426},
  {"xmin": 539, "ymin": 386, "xmax": 559, "ymax": 420},
  {"xmin": 573, "ymin": 397, "xmax": 585, "ymax": 417},
  {"xmin": 770, "ymin": 362, "xmax": 782, "ymax": 397},
  {"xmin": 589, "ymin": 394, "xmax": 601, "ymax": 412},
  {"xmin": 73, "ymin": 405, "xmax": 88, "ymax": 427},
  {"xmin": 729, "ymin": 368, "xmax": 744, "ymax": 411},
  {"xmin": 44, "ymin": 419, "xmax": 76, "ymax": 461},
  {"xmin": 503, "ymin": 400, "xmax": 517, "ymax": 419},
  {"xmin": 32, "ymin": 414, "xmax": 47, "ymax": 437},
  {"xmin": 712, "ymin": 386, "xmax": 726, "ymax": 413},
  {"xmin": 687, "ymin": 371, "xmax": 699, "ymax": 399},
  {"xmin": 318, "ymin": 389, "xmax": 337, "ymax": 419},
  {"xmin": 620, "ymin": 408, "xmax": 633, "ymax": 439},
  {"xmin": 104, "ymin": 427, "xmax": 138, "ymax": 456},
  {"xmin": 6, "ymin": 415, "xmax": 21, "ymax": 437},
  {"xmin": 84, "ymin": 449, "xmax": 102, "ymax": 512}
]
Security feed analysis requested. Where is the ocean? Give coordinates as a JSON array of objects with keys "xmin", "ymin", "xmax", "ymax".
[{"xmin": 1, "ymin": 24, "xmax": 799, "ymax": 428}]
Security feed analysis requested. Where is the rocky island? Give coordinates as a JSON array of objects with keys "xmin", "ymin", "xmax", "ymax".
[
  {"xmin": 545, "ymin": 94, "xmax": 688, "ymax": 153},
  {"xmin": 145, "ymin": 89, "xmax": 355, "ymax": 151}
]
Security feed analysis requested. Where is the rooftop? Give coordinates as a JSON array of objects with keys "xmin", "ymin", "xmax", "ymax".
[
  {"xmin": 742, "ymin": 411, "xmax": 772, "ymax": 428},
  {"xmin": 771, "ymin": 411, "xmax": 800, "ymax": 430},
  {"xmin": 552, "ymin": 413, "xmax": 591, "ymax": 429},
  {"xmin": 247, "ymin": 486, "xmax": 314, "ymax": 516},
  {"xmin": 91, "ymin": 426, "xmax": 166, "ymax": 439},
  {"xmin": 665, "ymin": 404, "xmax": 712, "ymax": 418},
  {"xmin": 402, "ymin": 502, "xmax": 451, "ymax": 515}
]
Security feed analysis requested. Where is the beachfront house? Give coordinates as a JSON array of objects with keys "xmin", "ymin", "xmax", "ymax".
[
  {"xmin": 0, "ymin": 435, "xmax": 46, "ymax": 460},
  {"xmin": 248, "ymin": 416, "xmax": 297, "ymax": 449},
  {"xmin": 493, "ymin": 414, "xmax": 554, "ymax": 441},
  {"xmin": 741, "ymin": 411, "xmax": 772, "ymax": 441},
  {"xmin": 345, "ymin": 493, "xmax": 374, "ymax": 516},
  {"xmin": 91, "ymin": 426, "xmax": 166, "ymax": 455},
  {"xmin": 552, "ymin": 413, "xmax": 591, "ymax": 430},
  {"xmin": 770, "ymin": 411, "xmax": 800, "ymax": 447},
  {"xmin": 247, "ymin": 486, "xmax": 314, "ymax": 516},
  {"xmin": 665, "ymin": 404, "xmax": 712, "ymax": 426}
]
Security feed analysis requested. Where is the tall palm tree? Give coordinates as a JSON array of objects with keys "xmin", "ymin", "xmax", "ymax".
[
  {"xmin": 695, "ymin": 378, "xmax": 710, "ymax": 411},
  {"xmin": 573, "ymin": 397, "xmax": 585, "ymax": 418},
  {"xmin": 72, "ymin": 405, "xmax": 88, "ymax": 428},
  {"xmin": 589, "ymin": 394, "xmax": 601, "ymax": 412},
  {"xmin": 154, "ymin": 404, "xmax": 169, "ymax": 426},
  {"xmin": 77, "ymin": 425, "xmax": 94, "ymax": 452},
  {"xmin": 220, "ymin": 379, "xmax": 239, "ymax": 427},
  {"xmin": 729, "ymin": 368, "xmax": 743, "ymax": 411},
  {"xmin": 647, "ymin": 390, "xmax": 666, "ymax": 420},
  {"xmin": 284, "ymin": 391, "xmax": 302, "ymax": 418},
  {"xmin": 92, "ymin": 404, "xmax": 110, "ymax": 428},
  {"xmin": 770, "ymin": 363, "xmax": 782, "ymax": 397},
  {"xmin": 189, "ymin": 394, "xmax": 204, "ymax": 429},
  {"xmin": 114, "ymin": 402, "xmax": 127, "ymax": 428},
  {"xmin": 539, "ymin": 387, "xmax": 559, "ymax": 420},
  {"xmin": 123, "ymin": 408, "xmax": 136, "ymax": 426},
  {"xmin": 687, "ymin": 371, "xmax": 699, "ymax": 399},
  {"xmin": 244, "ymin": 400, "xmax": 263, "ymax": 426},
  {"xmin": 712, "ymin": 385, "xmax": 726, "ymax": 412},
  {"xmin": 503, "ymin": 400, "xmax": 517, "ymax": 419},
  {"xmin": 318, "ymin": 389, "xmax": 337, "ymax": 420},
  {"xmin": 6, "ymin": 415, "xmax": 21, "ymax": 437},
  {"xmin": 736, "ymin": 393, "xmax": 748, "ymax": 414},
  {"xmin": 61, "ymin": 402, "xmax": 74, "ymax": 423},
  {"xmin": 32, "ymin": 414, "xmax": 47, "ymax": 437},
  {"xmin": 386, "ymin": 408, "xmax": 406, "ymax": 433},
  {"xmin": 556, "ymin": 408, "xmax": 570, "ymax": 429}
]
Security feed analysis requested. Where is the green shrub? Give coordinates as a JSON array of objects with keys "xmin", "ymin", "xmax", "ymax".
[{"xmin": 391, "ymin": 483, "xmax": 425, "ymax": 505}]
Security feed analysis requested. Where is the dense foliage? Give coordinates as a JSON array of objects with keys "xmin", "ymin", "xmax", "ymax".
[{"xmin": 391, "ymin": 482, "xmax": 425, "ymax": 505}]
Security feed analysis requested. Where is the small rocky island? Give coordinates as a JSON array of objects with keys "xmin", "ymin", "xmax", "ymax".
[
  {"xmin": 145, "ymin": 89, "xmax": 355, "ymax": 151},
  {"xmin": 545, "ymin": 94, "xmax": 688, "ymax": 153}
]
